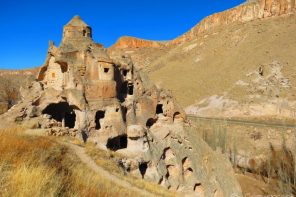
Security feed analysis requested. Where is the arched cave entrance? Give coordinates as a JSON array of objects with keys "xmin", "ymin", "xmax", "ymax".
[
  {"xmin": 139, "ymin": 162, "xmax": 148, "ymax": 179},
  {"xmin": 156, "ymin": 104, "xmax": 163, "ymax": 114},
  {"xmin": 42, "ymin": 102, "xmax": 76, "ymax": 128},
  {"xmin": 173, "ymin": 112, "xmax": 182, "ymax": 122},
  {"xmin": 106, "ymin": 135, "xmax": 127, "ymax": 151},
  {"xmin": 95, "ymin": 110, "xmax": 105, "ymax": 130}
]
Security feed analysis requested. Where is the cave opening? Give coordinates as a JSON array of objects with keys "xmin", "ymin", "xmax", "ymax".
[
  {"xmin": 95, "ymin": 110, "xmax": 105, "ymax": 130},
  {"xmin": 173, "ymin": 112, "xmax": 182, "ymax": 122},
  {"xmin": 106, "ymin": 135, "xmax": 127, "ymax": 151},
  {"xmin": 194, "ymin": 183, "xmax": 202, "ymax": 192},
  {"xmin": 139, "ymin": 162, "xmax": 148, "ymax": 179},
  {"xmin": 146, "ymin": 118, "xmax": 157, "ymax": 128},
  {"xmin": 42, "ymin": 102, "xmax": 76, "ymax": 128},
  {"xmin": 122, "ymin": 69, "xmax": 128, "ymax": 77},
  {"xmin": 104, "ymin": 67, "xmax": 109, "ymax": 73},
  {"xmin": 128, "ymin": 83, "xmax": 134, "ymax": 95},
  {"xmin": 156, "ymin": 104, "xmax": 163, "ymax": 114},
  {"xmin": 65, "ymin": 111, "xmax": 76, "ymax": 128}
]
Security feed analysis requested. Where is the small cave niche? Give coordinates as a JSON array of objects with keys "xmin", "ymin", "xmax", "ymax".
[
  {"xmin": 128, "ymin": 83, "xmax": 134, "ymax": 95},
  {"xmin": 182, "ymin": 157, "xmax": 193, "ymax": 179},
  {"xmin": 156, "ymin": 104, "xmax": 163, "ymax": 114},
  {"xmin": 104, "ymin": 67, "xmax": 109, "ymax": 73},
  {"xmin": 259, "ymin": 66, "xmax": 264, "ymax": 76},
  {"xmin": 122, "ymin": 69, "xmax": 128, "ymax": 77},
  {"xmin": 194, "ymin": 183, "xmax": 204, "ymax": 195},
  {"xmin": 194, "ymin": 183, "xmax": 202, "ymax": 191},
  {"xmin": 95, "ymin": 110, "xmax": 105, "ymax": 130},
  {"xmin": 59, "ymin": 62, "xmax": 68, "ymax": 73},
  {"xmin": 42, "ymin": 102, "xmax": 76, "ymax": 128},
  {"xmin": 146, "ymin": 118, "xmax": 157, "ymax": 128},
  {"xmin": 139, "ymin": 162, "xmax": 148, "ymax": 179},
  {"xmin": 161, "ymin": 147, "xmax": 175, "ymax": 161},
  {"xmin": 82, "ymin": 29, "xmax": 86, "ymax": 37},
  {"xmin": 158, "ymin": 176, "xmax": 164, "ymax": 185},
  {"xmin": 173, "ymin": 112, "xmax": 182, "ymax": 122},
  {"xmin": 106, "ymin": 135, "xmax": 127, "ymax": 151}
]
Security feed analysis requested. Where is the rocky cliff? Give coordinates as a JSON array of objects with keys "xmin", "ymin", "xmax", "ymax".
[
  {"xmin": 111, "ymin": 36, "xmax": 165, "ymax": 49},
  {"xmin": 0, "ymin": 16, "xmax": 243, "ymax": 197},
  {"xmin": 172, "ymin": 0, "xmax": 296, "ymax": 44}
]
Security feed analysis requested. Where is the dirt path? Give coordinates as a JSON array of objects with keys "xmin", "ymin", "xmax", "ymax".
[{"xmin": 64, "ymin": 142, "xmax": 158, "ymax": 197}]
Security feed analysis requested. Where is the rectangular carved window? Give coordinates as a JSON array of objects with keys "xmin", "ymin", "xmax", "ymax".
[{"xmin": 104, "ymin": 68, "xmax": 109, "ymax": 73}]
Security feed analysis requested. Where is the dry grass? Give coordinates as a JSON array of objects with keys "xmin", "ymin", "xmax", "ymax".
[
  {"xmin": 145, "ymin": 14, "xmax": 296, "ymax": 107},
  {"xmin": 191, "ymin": 119, "xmax": 296, "ymax": 195},
  {"xmin": 0, "ymin": 128, "xmax": 138, "ymax": 197},
  {"xmin": 85, "ymin": 142, "xmax": 178, "ymax": 197}
]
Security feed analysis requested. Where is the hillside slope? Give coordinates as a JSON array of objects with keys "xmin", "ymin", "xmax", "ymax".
[
  {"xmin": 110, "ymin": 1, "xmax": 296, "ymax": 119},
  {"xmin": 149, "ymin": 14, "xmax": 296, "ymax": 110}
]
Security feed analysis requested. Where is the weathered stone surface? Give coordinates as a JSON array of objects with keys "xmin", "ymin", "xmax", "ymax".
[
  {"xmin": 111, "ymin": 36, "xmax": 165, "ymax": 49},
  {"xmin": 172, "ymin": 0, "xmax": 296, "ymax": 44},
  {"xmin": 0, "ymin": 16, "xmax": 242, "ymax": 196}
]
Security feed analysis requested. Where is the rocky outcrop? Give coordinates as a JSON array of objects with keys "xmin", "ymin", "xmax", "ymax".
[
  {"xmin": 111, "ymin": 36, "xmax": 165, "ymax": 49},
  {"xmin": 0, "ymin": 16, "xmax": 243, "ymax": 196},
  {"xmin": 172, "ymin": 0, "xmax": 296, "ymax": 44}
]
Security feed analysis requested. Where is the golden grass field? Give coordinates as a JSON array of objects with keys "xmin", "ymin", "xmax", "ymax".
[{"xmin": 0, "ymin": 128, "xmax": 139, "ymax": 197}]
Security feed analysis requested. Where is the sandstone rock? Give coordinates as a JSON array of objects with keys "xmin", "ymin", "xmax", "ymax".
[
  {"xmin": 172, "ymin": 0, "xmax": 296, "ymax": 44},
  {"xmin": 127, "ymin": 125, "xmax": 146, "ymax": 138},
  {"xmin": 0, "ymin": 16, "xmax": 242, "ymax": 196},
  {"xmin": 111, "ymin": 36, "xmax": 165, "ymax": 49}
]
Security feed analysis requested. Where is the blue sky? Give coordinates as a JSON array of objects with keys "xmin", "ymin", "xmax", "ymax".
[{"xmin": 0, "ymin": 0, "xmax": 245, "ymax": 69}]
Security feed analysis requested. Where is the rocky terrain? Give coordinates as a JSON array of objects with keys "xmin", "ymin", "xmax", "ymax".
[
  {"xmin": 107, "ymin": 1, "xmax": 296, "ymax": 194},
  {"xmin": 0, "ymin": 16, "xmax": 243, "ymax": 196},
  {"xmin": 1, "ymin": 0, "xmax": 296, "ymax": 195},
  {"xmin": 110, "ymin": 0, "xmax": 296, "ymax": 121}
]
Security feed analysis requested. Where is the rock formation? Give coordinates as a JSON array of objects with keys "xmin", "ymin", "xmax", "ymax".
[
  {"xmin": 110, "ymin": 0, "xmax": 296, "ymax": 47},
  {"xmin": 111, "ymin": 36, "xmax": 165, "ymax": 49},
  {"xmin": 172, "ymin": 0, "xmax": 296, "ymax": 44},
  {"xmin": 0, "ymin": 16, "xmax": 243, "ymax": 196}
]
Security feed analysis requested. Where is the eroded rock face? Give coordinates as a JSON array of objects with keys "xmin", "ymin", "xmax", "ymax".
[
  {"xmin": 172, "ymin": 0, "xmax": 296, "ymax": 44},
  {"xmin": 0, "ymin": 16, "xmax": 242, "ymax": 196},
  {"xmin": 111, "ymin": 36, "xmax": 165, "ymax": 49}
]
